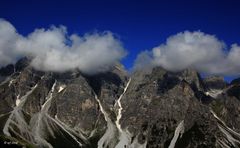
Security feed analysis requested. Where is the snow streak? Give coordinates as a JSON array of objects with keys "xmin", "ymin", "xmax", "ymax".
[
  {"xmin": 33, "ymin": 80, "xmax": 57, "ymax": 148},
  {"xmin": 95, "ymin": 95, "xmax": 117, "ymax": 148},
  {"xmin": 168, "ymin": 120, "xmax": 185, "ymax": 148},
  {"xmin": 205, "ymin": 89, "xmax": 223, "ymax": 98},
  {"xmin": 115, "ymin": 78, "xmax": 131, "ymax": 132},
  {"xmin": 3, "ymin": 84, "xmax": 38, "ymax": 142},
  {"xmin": 211, "ymin": 110, "xmax": 240, "ymax": 147},
  {"xmin": 33, "ymin": 80, "xmax": 84, "ymax": 147}
]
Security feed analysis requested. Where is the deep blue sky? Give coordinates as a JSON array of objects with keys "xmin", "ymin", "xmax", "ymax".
[{"xmin": 1, "ymin": 0, "xmax": 240, "ymax": 81}]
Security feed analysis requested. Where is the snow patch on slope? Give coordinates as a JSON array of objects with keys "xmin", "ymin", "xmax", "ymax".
[
  {"xmin": 58, "ymin": 85, "xmax": 66, "ymax": 93},
  {"xmin": 95, "ymin": 95, "xmax": 117, "ymax": 148},
  {"xmin": 168, "ymin": 120, "xmax": 185, "ymax": 148},
  {"xmin": 115, "ymin": 131, "xmax": 147, "ymax": 148},
  {"xmin": 41, "ymin": 81, "xmax": 57, "ymax": 110},
  {"xmin": 205, "ymin": 89, "xmax": 223, "ymax": 98},
  {"xmin": 8, "ymin": 79, "xmax": 14, "ymax": 87},
  {"xmin": 15, "ymin": 94, "xmax": 20, "ymax": 106},
  {"xmin": 115, "ymin": 131, "xmax": 131, "ymax": 148}
]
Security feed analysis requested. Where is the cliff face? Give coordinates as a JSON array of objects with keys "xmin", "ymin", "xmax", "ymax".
[
  {"xmin": 0, "ymin": 58, "xmax": 240, "ymax": 148},
  {"xmin": 120, "ymin": 67, "xmax": 223, "ymax": 148}
]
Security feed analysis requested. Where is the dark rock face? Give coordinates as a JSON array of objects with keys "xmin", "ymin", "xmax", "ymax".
[
  {"xmin": 120, "ymin": 67, "xmax": 225, "ymax": 148},
  {"xmin": 230, "ymin": 78, "xmax": 240, "ymax": 85},
  {"xmin": 210, "ymin": 77, "xmax": 240, "ymax": 136},
  {"xmin": 0, "ymin": 64, "xmax": 14, "ymax": 76},
  {"xmin": 15, "ymin": 57, "xmax": 31, "ymax": 72},
  {"xmin": 49, "ymin": 74, "xmax": 101, "ymax": 134},
  {"xmin": 0, "ymin": 64, "xmax": 14, "ymax": 83},
  {"xmin": 0, "ymin": 58, "xmax": 240, "ymax": 148},
  {"xmin": 174, "ymin": 69, "xmax": 206, "ymax": 92},
  {"xmin": 227, "ymin": 77, "xmax": 240, "ymax": 100},
  {"xmin": 204, "ymin": 76, "xmax": 228, "ymax": 90},
  {"xmin": 84, "ymin": 65, "xmax": 128, "ymax": 114},
  {"xmin": 23, "ymin": 75, "xmax": 55, "ymax": 115},
  {"xmin": 227, "ymin": 85, "xmax": 240, "ymax": 100}
]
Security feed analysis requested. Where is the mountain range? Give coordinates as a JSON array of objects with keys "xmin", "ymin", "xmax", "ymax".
[{"xmin": 0, "ymin": 57, "xmax": 240, "ymax": 148}]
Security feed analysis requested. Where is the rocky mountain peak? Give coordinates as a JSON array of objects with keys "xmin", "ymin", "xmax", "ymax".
[{"xmin": 204, "ymin": 76, "xmax": 227, "ymax": 90}]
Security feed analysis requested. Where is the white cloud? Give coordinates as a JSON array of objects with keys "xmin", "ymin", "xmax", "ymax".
[
  {"xmin": 0, "ymin": 19, "xmax": 126, "ymax": 74},
  {"xmin": 0, "ymin": 19, "xmax": 22, "ymax": 66},
  {"xmin": 134, "ymin": 31, "xmax": 240, "ymax": 76},
  {"xmin": 133, "ymin": 50, "xmax": 154, "ymax": 71},
  {"xmin": 1, "ymin": 19, "xmax": 240, "ymax": 76}
]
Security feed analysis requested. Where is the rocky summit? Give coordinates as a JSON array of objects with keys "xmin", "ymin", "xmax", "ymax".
[{"xmin": 0, "ymin": 58, "xmax": 240, "ymax": 148}]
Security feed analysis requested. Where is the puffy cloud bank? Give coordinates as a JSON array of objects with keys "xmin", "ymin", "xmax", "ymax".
[
  {"xmin": 1, "ymin": 19, "xmax": 240, "ymax": 76},
  {"xmin": 134, "ymin": 31, "xmax": 240, "ymax": 76},
  {"xmin": 0, "ymin": 19, "xmax": 126, "ymax": 74}
]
